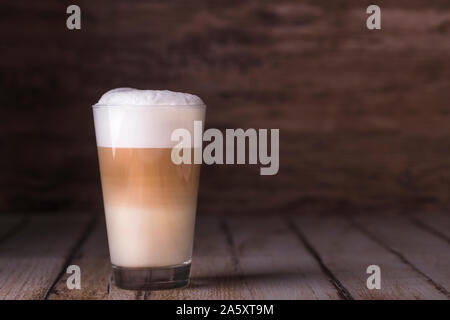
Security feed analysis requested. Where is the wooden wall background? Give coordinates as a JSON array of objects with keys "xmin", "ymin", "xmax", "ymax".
[{"xmin": 1, "ymin": 0, "xmax": 450, "ymax": 214}]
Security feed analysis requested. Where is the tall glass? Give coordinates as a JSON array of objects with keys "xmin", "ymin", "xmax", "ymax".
[{"xmin": 92, "ymin": 103, "xmax": 206, "ymax": 290}]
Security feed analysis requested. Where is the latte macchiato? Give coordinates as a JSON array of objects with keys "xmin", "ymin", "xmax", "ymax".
[{"xmin": 93, "ymin": 88, "xmax": 206, "ymax": 289}]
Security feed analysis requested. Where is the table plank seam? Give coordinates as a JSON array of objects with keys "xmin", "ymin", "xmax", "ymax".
[
  {"xmin": 219, "ymin": 219, "xmax": 256, "ymax": 299},
  {"xmin": 43, "ymin": 216, "xmax": 98, "ymax": 300},
  {"xmin": 106, "ymin": 276, "xmax": 111, "ymax": 295},
  {"xmin": 409, "ymin": 217, "xmax": 450, "ymax": 245},
  {"xmin": 135, "ymin": 291, "xmax": 145, "ymax": 300},
  {"xmin": 286, "ymin": 217, "xmax": 353, "ymax": 300},
  {"xmin": 347, "ymin": 216, "xmax": 450, "ymax": 299}
]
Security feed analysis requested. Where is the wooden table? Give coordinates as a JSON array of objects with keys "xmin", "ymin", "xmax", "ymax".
[{"xmin": 0, "ymin": 212, "xmax": 449, "ymax": 300}]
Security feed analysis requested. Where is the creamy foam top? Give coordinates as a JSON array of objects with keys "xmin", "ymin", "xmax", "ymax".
[
  {"xmin": 96, "ymin": 88, "xmax": 204, "ymax": 106},
  {"xmin": 93, "ymin": 88, "xmax": 206, "ymax": 148}
]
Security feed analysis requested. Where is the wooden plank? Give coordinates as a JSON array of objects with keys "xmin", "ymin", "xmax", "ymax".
[
  {"xmin": 353, "ymin": 213, "xmax": 450, "ymax": 297},
  {"xmin": 48, "ymin": 220, "xmax": 144, "ymax": 300},
  {"xmin": 50, "ymin": 215, "xmax": 251, "ymax": 299},
  {"xmin": 412, "ymin": 210, "xmax": 450, "ymax": 241},
  {"xmin": 149, "ymin": 215, "xmax": 253, "ymax": 299},
  {"xmin": 292, "ymin": 214, "xmax": 447, "ymax": 299},
  {"xmin": 17, "ymin": 213, "xmax": 450, "ymax": 300},
  {"xmin": 0, "ymin": 215, "xmax": 92, "ymax": 300},
  {"xmin": 225, "ymin": 216, "xmax": 341, "ymax": 299}
]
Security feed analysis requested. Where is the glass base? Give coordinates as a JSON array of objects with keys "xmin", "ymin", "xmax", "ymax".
[{"xmin": 112, "ymin": 263, "xmax": 191, "ymax": 290}]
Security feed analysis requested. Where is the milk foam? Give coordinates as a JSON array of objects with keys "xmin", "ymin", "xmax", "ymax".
[
  {"xmin": 93, "ymin": 88, "xmax": 206, "ymax": 148},
  {"xmin": 96, "ymin": 88, "xmax": 205, "ymax": 106}
]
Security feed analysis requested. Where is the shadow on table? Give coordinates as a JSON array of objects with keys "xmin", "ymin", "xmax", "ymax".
[{"xmin": 188, "ymin": 268, "xmax": 331, "ymax": 290}]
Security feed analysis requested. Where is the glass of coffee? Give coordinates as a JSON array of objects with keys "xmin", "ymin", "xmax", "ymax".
[{"xmin": 92, "ymin": 88, "xmax": 206, "ymax": 290}]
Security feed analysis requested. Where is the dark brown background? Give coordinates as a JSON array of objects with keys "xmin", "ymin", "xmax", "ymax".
[{"xmin": 1, "ymin": 0, "xmax": 450, "ymax": 214}]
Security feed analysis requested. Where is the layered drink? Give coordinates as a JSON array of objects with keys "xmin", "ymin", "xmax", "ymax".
[{"xmin": 93, "ymin": 88, "xmax": 206, "ymax": 289}]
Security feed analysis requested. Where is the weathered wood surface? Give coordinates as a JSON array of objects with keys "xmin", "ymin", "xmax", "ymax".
[
  {"xmin": 226, "ymin": 216, "xmax": 340, "ymax": 299},
  {"xmin": 412, "ymin": 210, "xmax": 450, "ymax": 241},
  {"xmin": 48, "ymin": 220, "xmax": 139, "ymax": 300},
  {"xmin": 3, "ymin": 1, "xmax": 450, "ymax": 214},
  {"xmin": 291, "ymin": 213, "xmax": 448, "ymax": 299},
  {"xmin": 352, "ymin": 212, "xmax": 450, "ymax": 296},
  {"xmin": 0, "ymin": 215, "xmax": 93, "ymax": 299},
  {"xmin": 0, "ymin": 212, "xmax": 449, "ymax": 300}
]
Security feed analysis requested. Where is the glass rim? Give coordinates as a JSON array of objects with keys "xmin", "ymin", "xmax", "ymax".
[{"xmin": 92, "ymin": 103, "xmax": 207, "ymax": 109}]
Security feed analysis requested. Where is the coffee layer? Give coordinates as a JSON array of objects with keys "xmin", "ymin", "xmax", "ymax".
[{"xmin": 98, "ymin": 147, "xmax": 200, "ymax": 267}]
